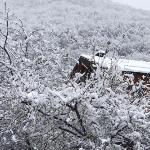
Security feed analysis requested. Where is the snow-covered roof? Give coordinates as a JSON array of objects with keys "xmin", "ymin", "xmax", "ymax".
[
  {"xmin": 80, "ymin": 54, "xmax": 150, "ymax": 74},
  {"xmin": 96, "ymin": 50, "xmax": 106, "ymax": 54}
]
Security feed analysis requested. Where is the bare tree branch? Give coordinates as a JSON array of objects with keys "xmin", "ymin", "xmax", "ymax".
[
  {"xmin": 0, "ymin": 2, "xmax": 12, "ymax": 65},
  {"xmin": 66, "ymin": 102, "xmax": 87, "ymax": 136},
  {"xmin": 36, "ymin": 108, "xmax": 85, "ymax": 137}
]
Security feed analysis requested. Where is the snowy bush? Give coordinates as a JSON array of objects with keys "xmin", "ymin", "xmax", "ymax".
[{"xmin": 0, "ymin": 1, "xmax": 150, "ymax": 150}]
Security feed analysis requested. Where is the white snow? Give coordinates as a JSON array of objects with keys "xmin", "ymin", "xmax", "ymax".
[
  {"xmin": 12, "ymin": 135, "xmax": 17, "ymax": 142},
  {"xmin": 26, "ymin": 91, "xmax": 47, "ymax": 104},
  {"xmin": 81, "ymin": 54, "xmax": 150, "ymax": 73},
  {"xmin": 118, "ymin": 58, "xmax": 150, "ymax": 73}
]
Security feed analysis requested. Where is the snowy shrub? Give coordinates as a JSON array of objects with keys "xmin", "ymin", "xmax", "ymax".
[{"xmin": 0, "ymin": 1, "xmax": 150, "ymax": 150}]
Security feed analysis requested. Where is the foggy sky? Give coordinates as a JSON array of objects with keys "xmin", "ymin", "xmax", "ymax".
[{"xmin": 112, "ymin": 0, "xmax": 150, "ymax": 10}]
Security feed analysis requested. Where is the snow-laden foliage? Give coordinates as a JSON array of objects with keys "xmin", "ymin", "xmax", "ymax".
[
  {"xmin": 0, "ymin": 1, "xmax": 150, "ymax": 150},
  {"xmin": 1, "ymin": 0, "xmax": 150, "ymax": 59}
]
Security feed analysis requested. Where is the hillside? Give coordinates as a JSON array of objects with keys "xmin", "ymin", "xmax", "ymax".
[
  {"xmin": 1, "ymin": 0, "xmax": 150, "ymax": 60},
  {"xmin": 1, "ymin": 0, "xmax": 150, "ymax": 28}
]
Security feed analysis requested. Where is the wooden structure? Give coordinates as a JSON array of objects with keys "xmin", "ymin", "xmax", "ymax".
[
  {"xmin": 70, "ymin": 53, "xmax": 150, "ymax": 95},
  {"xmin": 70, "ymin": 55, "xmax": 96, "ymax": 82}
]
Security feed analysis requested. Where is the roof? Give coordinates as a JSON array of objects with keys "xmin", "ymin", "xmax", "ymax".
[{"xmin": 80, "ymin": 54, "xmax": 150, "ymax": 74}]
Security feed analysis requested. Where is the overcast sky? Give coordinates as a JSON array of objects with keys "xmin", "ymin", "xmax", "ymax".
[{"xmin": 112, "ymin": 0, "xmax": 150, "ymax": 10}]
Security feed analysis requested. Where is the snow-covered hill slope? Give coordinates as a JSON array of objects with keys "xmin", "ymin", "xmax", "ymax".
[
  {"xmin": 1, "ymin": 0, "xmax": 150, "ymax": 30},
  {"xmin": 1, "ymin": 0, "xmax": 150, "ymax": 59}
]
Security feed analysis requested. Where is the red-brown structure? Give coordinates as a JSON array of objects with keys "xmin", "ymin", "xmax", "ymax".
[{"xmin": 70, "ymin": 53, "xmax": 150, "ymax": 95}]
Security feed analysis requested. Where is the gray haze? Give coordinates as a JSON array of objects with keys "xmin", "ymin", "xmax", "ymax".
[{"xmin": 112, "ymin": 0, "xmax": 150, "ymax": 10}]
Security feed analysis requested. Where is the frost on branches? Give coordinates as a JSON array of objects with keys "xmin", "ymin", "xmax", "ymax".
[{"xmin": 0, "ymin": 2, "xmax": 150, "ymax": 150}]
